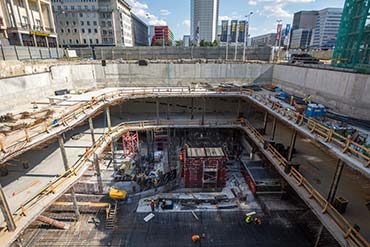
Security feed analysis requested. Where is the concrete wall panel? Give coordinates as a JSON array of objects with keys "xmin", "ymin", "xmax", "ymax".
[{"xmin": 273, "ymin": 65, "xmax": 370, "ymax": 120}]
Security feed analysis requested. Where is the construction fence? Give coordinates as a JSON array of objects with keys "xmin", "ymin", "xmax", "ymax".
[
  {"xmin": 0, "ymin": 45, "xmax": 63, "ymax": 61},
  {"xmin": 74, "ymin": 46, "xmax": 273, "ymax": 61}
]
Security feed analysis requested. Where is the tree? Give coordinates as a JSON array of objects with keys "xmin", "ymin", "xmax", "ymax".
[
  {"xmin": 175, "ymin": 40, "xmax": 184, "ymax": 47},
  {"xmin": 212, "ymin": 40, "xmax": 220, "ymax": 47},
  {"xmin": 153, "ymin": 39, "xmax": 172, "ymax": 47}
]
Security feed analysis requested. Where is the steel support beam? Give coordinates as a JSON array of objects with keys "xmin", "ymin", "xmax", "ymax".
[
  {"xmin": 93, "ymin": 154, "xmax": 103, "ymax": 193},
  {"xmin": 156, "ymin": 98, "xmax": 160, "ymax": 124},
  {"xmin": 190, "ymin": 98, "xmax": 194, "ymax": 119},
  {"xmin": 271, "ymin": 117, "xmax": 277, "ymax": 141},
  {"xmin": 167, "ymin": 102, "xmax": 170, "ymax": 120},
  {"xmin": 105, "ymin": 107, "xmax": 112, "ymax": 131},
  {"xmin": 88, "ymin": 117, "xmax": 95, "ymax": 144},
  {"xmin": 327, "ymin": 159, "xmax": 345, "ymax": 204},
  {"xmin": 262, "ymin": 111, "xmax": 268, "ymax": 134},
  {"xmin": 58, "ymin": 137, "xmax": 80, "ymax": 219},
  {"xmin": 236, "ymin": 99, "xmax": 241, "ymax": 118},
  {"xmin": 0, "ymin": 184, "xmax": 16, "ymax": 232},
  {"xmin": 287, "ymin": 129, "xmax": 297, "ymax": 161},
  {"xmin": 315, "ymin": 159, "xmax": 344, "ymax": 247},
  {"xmin": 201, "ymin": 97, "xmax": 206, "ymax": 125}
]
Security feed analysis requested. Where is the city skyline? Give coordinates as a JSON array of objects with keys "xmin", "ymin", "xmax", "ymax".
[{"xmin": 126, "ymin": 0, "xmax": 345, "ymax": 40}]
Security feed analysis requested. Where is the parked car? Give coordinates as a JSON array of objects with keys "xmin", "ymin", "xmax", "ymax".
[{"xmin": 288, "ymin": 53, "xmax": 320, "ymax": 64}]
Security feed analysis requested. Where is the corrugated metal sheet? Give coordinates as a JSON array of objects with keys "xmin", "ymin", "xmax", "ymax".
[
  {"xmin": 187, "ymin": 147, "xmax": 206, "ymax": 157},
  {"xmin": 205, "ymin": 147, "xmax": 224, "ymax": 157}
]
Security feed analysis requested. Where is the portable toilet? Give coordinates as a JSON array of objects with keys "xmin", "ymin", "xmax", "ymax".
[{"xmin": 305, "ymin": 104, "xmax": 317, "ymax": 118}]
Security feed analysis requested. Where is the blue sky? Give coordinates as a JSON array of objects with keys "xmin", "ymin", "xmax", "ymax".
[{"xmin": 126, "ymin": 0, "xmax": 345, "ymax": 39}]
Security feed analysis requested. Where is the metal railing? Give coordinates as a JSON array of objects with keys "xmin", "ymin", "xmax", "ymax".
[
  {"xmin": 1, "ymin": 87, "xmax": 369, "ymax": 171},
  {"xmin": 254, "ymin": 94, "xmax": 370, "ymax": 168},
  {"xmin": 241, "ymin": 119, "xmax": 369, "ymax": 247}
]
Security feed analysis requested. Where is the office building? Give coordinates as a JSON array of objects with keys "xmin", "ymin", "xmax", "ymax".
[
  {"xmin": 131, "ymin": 13, "xmax": 148, "ymax": 46},
  {"xmin": 51, "ymin": 0, "xmax": 133, "ymax": 47},
  {"xmin": 289, "ymin": 29, "xmax": 312, "ymax": 49},
  {"xmin": 191, "ymin": 0, "xmax": 219, "ymax": 42},
  {"xmin": 1, "ymin": 0, "xmax": 57, "ymax": 47},
  {"xmin": 311, "ymin": 8, "xmax": 342, "ymax": 49},
  {"xmin": 290, "ymin": 10, "xmax": 318, "ymax": 49},
  {"xmin": 151, "ymin": 26, "xmax": 174, "ymax": 46}
]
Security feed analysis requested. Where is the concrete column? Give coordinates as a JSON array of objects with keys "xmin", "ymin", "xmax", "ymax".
[
  {"xmin": 58, "ymin": 137, "xmax": 69, "ymax": 171},
  {"xmin": 271, "ymin": 117, "xmax": 277, "ymax": 141},
  {"xmin": 88, "ymin": 117, "xmax": 95, "ymax": 144},
  {"xmin": 190, "ymin": 98, "xmax": 194, "ymax": 120},
  {"xmin": 105, "ymin": 107, "xmax": 112, "ymax": 131},
  {"xmin": 58, "ymin": 137, "xmax": 80, "ymax": 219},
  {"xmin": 0, "ymin": 184, "xmax": 16, "ymax": 232},
  {"xmin": 37, "ymin": 0, "xmax": 45, "ymax": 31},
  {"xmin": 201, "ymin": 97, "xmax": 206, "ymax": 125},
  {"xmin": 262, "ymin": 111, "xmax": 268, "ymax": 134},
  {"xmin": 156, "ymin": 98, "xmax": 159, "ymax": 124},
  {"xmin": 93, "ymin": 154, "xmax": 103, "ymax": 193},
  {"xmin": 287, "ymin": 130, "xmax": 297, "ymax": 161}
]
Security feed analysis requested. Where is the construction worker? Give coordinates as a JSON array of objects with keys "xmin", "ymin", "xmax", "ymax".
[
  {"xmin": 304, "ymin": 95, "xmax": 312, "ymax": 104},
  {"xmin": 254, "ymin": 217, "xmax": 262, "ymax": 225},
  {"xmin": 150, "ymin": 200, "xmax": 155, "ymax": 212},
  {"xmin": 290, "ymin": 95, "xmax": 295, "ymax": 106},
  {"xmin": 192, "ymin": 234, "xmax": 200, "ymax": 242},
  {"xmin": 245, "ymin": 215, "xmax": 252, "ymax": 224}
]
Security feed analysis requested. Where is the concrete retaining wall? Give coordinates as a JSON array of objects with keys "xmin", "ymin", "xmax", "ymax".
[
  {"xmin": 0, "ymin": 72, "xmax": 72, "ymax": 113},
  {"xmin": 93, "ymin": 63, "xmax": 273, "ymax": 87},
  {"xmin": 75, "ymin": 46, "xmax": 273, "ymax": 61},
  {"xmin": 273, "ymin": 65, "xmax": 370, "ymax": 120},
  {"xmin": 1, "ymin": 62, "xmax": 369, "ymax": 121}
]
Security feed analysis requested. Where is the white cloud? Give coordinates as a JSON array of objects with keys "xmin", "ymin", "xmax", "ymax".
[
  {"xmin": 246, "ymin": 0, "xmax": 315, "ymax": 18},
  {"xmin": 160, "ymin": 9, "xmax": 171, "ymax": 16},
  {"xmin": 126, "ymin": 0, "xmax": 167, "ymax": 26}
]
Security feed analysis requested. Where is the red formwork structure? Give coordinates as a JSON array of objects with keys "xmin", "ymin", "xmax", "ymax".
[
  {"xmin": 183, "ymin": 147, "xmax": 227, "ymax": 189},
  {"xmin": 122, "ymin": 131, "xmax": 140, "ymax": 158}
]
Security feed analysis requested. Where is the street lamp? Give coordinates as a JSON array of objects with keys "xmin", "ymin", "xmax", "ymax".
[{"xmin": 243, "ymin": 11, "xmax": 253, "ymax": 61}]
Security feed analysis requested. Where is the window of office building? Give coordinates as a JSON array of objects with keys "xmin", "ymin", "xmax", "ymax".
[
  {"xmin": 93, "ymin": 21, "xmax": 97, "ymax": 26},
  {"xmin": 87, "ymin": 21, "xmax": 90, "ymax": 26},
  {"xmin": 81, "ymin": 21, "xmax": 84, "ymax": 25},
  {"xmin": 94, "ymin": 29, "xmax": 97, "ymax": 33},
  {"xmin": 88, "ymin": 29, "xmax": 91, "ymax": 33},
  {"xmin": 83, "ymin": 39, "xmax": 87, "ymax": 44},
  {"xmin": 82, "ymin": 28, "xmax": 85, "ymax": 33},
  {"xmin": 76, "ymin": 39, "xmax": 79, "ymax": 44},
  {"xmin": 79, "ymin": 13, "xmax": 83, "ymax": 17},
  {"xmin": 96, "ymin": 39, "xmax": 99, "ymax": 44}
]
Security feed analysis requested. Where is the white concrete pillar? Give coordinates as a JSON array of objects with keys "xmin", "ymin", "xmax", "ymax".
[
  {"xmin": 23, "ymin": 0, "xmax": 33, "ymax": 29},
  {"xmin": 37, "ymin": 0, "xmax": 45, "ymax": 30}
]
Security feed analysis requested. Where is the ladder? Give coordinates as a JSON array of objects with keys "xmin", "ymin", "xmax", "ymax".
[{"xmin": 106, "ymin": 201, "xmax": 118, "ymax": 229}]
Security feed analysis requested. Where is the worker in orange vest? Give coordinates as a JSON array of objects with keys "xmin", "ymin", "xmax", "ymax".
[{"xmin": 192, "ymin": 234, "xmax": 200, "ymax": 242}]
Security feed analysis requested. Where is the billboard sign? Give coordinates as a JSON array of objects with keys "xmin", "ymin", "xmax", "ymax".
[
  {"xmin": 276, "ymin": 23, "xmax": 283, "ymax": 41},
  {"xmin": 230, "ymin": 20, "xmax": 238, "ymax": 42},
  {"xmin": 238, "ymin": 21, "xmax": 246, "ymax": 43},
  {"xmin": 220, "ymin": 20, "xmax": 229, "ymax": 42}
]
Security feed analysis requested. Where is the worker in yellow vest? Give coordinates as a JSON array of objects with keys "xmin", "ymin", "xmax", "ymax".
[
  {"xmin": 304, "ymin": 95, "xmax": 312, "ymax": 104},
  {"xmin": 245, "ymin": 215, "xmax": 252, "ymax": 224}
]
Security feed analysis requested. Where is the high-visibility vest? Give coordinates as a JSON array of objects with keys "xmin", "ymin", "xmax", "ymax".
[{"xmin": 245, "ymin": 215, "xmax": 252, "ymax": 224}]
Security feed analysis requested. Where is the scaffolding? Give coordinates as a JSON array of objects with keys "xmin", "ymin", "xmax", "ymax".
[
  {"xmin": 121, "ymin": 131, "xmax": 139, "ymax": 158},
  {"xmin": 332, "ymin": 0, "xmax": 370, "ymax": 73}
]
